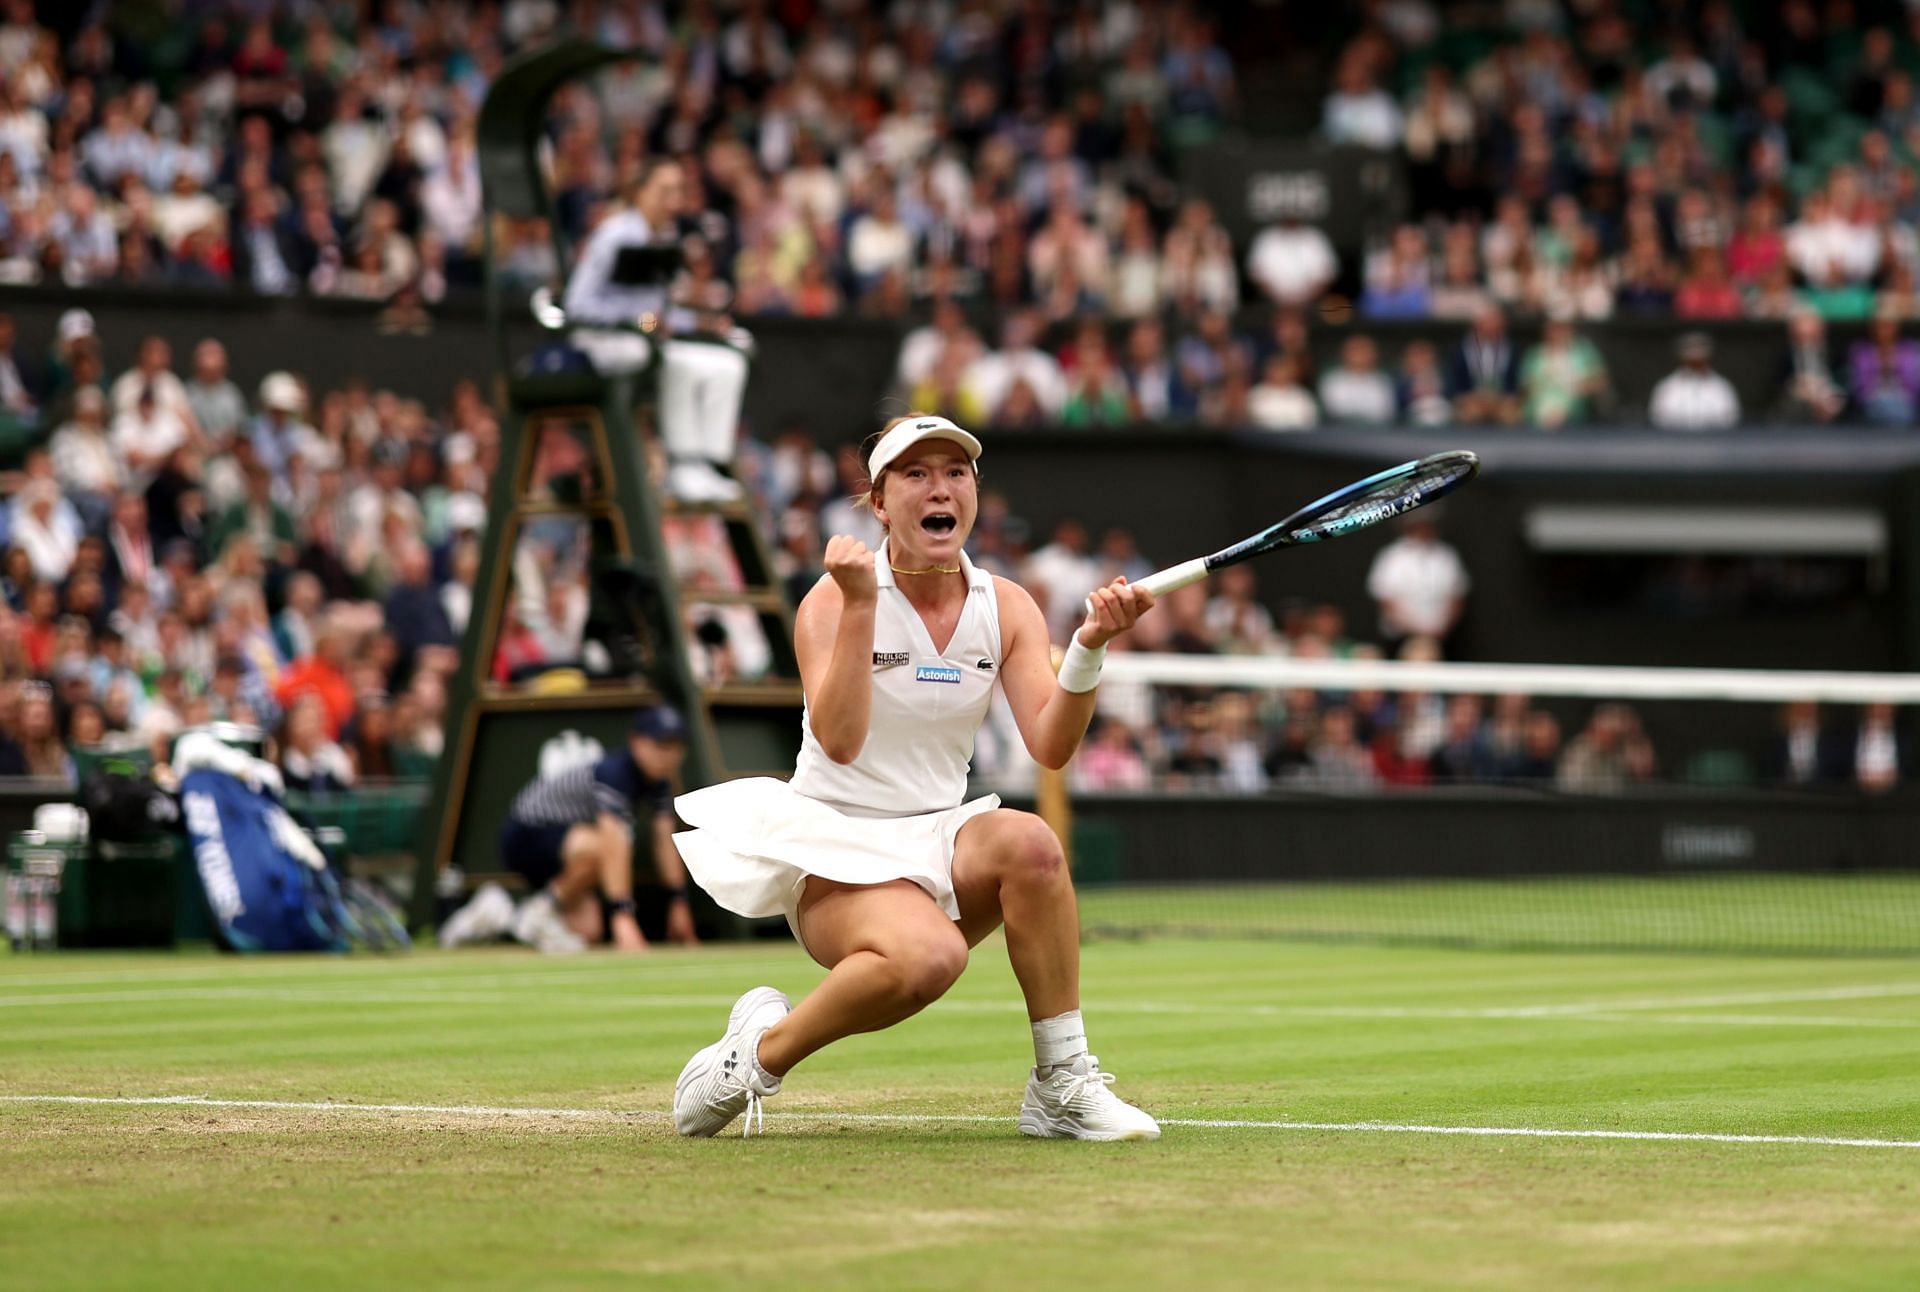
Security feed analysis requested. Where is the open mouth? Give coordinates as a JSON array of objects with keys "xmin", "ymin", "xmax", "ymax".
[{"xmin": 921, "ymin": 513, "xmax": 957, "ymax": 535}]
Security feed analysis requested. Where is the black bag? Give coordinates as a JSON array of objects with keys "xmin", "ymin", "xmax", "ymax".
[{"xmin": 79, "ymin": 765, "xmax": 180, "ymax": 842}]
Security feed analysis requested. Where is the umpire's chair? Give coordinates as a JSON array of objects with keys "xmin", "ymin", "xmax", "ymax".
[{"xmin": 413, "ymin": 39, "xmax": 803, "ymax": 935}]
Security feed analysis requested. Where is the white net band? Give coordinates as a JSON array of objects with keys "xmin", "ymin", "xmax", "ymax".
[{"xmin": 1101, "ymin": 654, "xmax": 1920, "ymax": 706}]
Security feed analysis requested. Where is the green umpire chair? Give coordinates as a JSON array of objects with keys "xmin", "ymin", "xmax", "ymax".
[{"xmin": 413, "ymin": 40, "xmax": 803, "ymax": 934}]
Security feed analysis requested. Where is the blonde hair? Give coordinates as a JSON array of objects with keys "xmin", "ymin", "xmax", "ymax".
[{"xmin": 852, "ymin": 411, "xmax": 980, "ymax": 529}]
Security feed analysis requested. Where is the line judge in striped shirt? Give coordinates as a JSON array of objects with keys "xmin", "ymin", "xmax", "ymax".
[{"xmin": 439, "ymin": 705, "xmax": 700, "ymax": 954}]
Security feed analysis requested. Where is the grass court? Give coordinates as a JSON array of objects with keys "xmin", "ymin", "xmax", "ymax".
[{"xmin": 3, "ymin": 935, "xmax": 1918, "ymax": 1290}]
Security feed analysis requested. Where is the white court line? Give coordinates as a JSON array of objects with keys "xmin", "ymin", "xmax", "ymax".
[
  {"xmin": 0, "ymin": 988, "xmax": 749, "ymax": 1010},
  {"xmin": 1137, "ymin": 1004, "xmax": 1920, "ymax": 1030},
  {"xmin": 4, "ymin": 988, "xmax": 1917, "ymax": 1031},
  {"xmin": 1470, "ymin": 983, "xmax": 1920, "ymax": 1016},
  {"xmin": 7, "ymin": 967, "xmax": 1912, "ymax": 1021},
  {"xmin": 6, "ymin": 962, "xmax": 1918, "ymax": 1015},
  {"xmin": 1572, "ymin": 1011, "xmax": 1920, "ymax": 1030},
  {"xmin": 1117, "ymin": 983, "xmax": 1920, "ymax": 1020},
  {"xmin": 3, "ymin": 1094, "xmax": 624, "ymax": 1121},
  {"xmin": 0, "ymin": 956, "xmax": 810, "ymax": 990},
  {"xmin": 3, "ymin": 1094, "xmax": 1916, "ymax": 1151},
  {"xmin": 960, "ymin": 999, "xmax": 1920, "ymax": 1029}
]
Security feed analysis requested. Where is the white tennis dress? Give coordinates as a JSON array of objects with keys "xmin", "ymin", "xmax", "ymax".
[{"xmin": 673, "ymin": 542, "xmax": 1005, "ymax": 936}]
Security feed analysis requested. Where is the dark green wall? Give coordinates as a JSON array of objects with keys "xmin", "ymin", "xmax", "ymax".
[{"xmin": 1005, "ymin": 789, "xmax": 1920, "ymax": 884}]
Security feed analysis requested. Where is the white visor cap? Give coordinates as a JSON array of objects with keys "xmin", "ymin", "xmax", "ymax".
[{"xmin": 867, "ymin": 415, "xmax": 983, "ymax": 479}]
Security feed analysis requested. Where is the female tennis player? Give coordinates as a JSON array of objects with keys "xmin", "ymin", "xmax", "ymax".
[{"xmin": 671, "ymin": 413, "xmax": 1160, "ymax": 1140}]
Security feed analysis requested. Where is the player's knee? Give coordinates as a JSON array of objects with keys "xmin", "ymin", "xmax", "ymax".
[
  {"xmin": 1000, "ymin": 816, "xmax": 1066, "ymax": 887},
  {"xmin": 889, "ymin": 934, "xmax": 968, "ymax": 1007},
  {"xmin": 561, "ymin": 826, "xmax": 603, "ymax": 870},
  {"xmin": 906, "ymin": 939, "xmax": 968, "ymax": 1004}
]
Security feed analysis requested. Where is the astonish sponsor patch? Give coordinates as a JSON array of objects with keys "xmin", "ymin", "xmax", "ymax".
[{"xmin": 916, "ymin": 665, "xmax": 963, "ymax": 684}]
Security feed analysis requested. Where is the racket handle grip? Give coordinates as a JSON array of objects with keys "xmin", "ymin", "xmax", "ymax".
[{"xmin": 1082, "ymin": 558, "xmax": 1209, "ymax": 617}]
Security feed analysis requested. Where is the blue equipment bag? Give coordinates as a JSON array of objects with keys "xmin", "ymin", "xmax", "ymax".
[{"xmin": 180, "ymin": 768, "xmax": 352, "ymax": 952}]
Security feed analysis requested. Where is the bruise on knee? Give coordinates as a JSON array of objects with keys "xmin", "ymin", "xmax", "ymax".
[{"xmin": 1003, "ymin": 820, "xmax": 1065, "ymax": 886}]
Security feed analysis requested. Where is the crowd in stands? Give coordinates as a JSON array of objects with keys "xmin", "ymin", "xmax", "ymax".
[
  {"xmin": 0, "ymin": 0, "xmax": 1236, "ymax": 320},
  {"xmin": 0, "ymin": 0, "xmax": 1913, "ymax": 795},
  {"xmin": 957, "ymin": 513, "xmax": 1670, "ymax": 796},
  {"xmin": 1018, "ymin": 555, "xmax": 1900, "ymax": 797},
  {"xmin": 4, "ymin": 0, "xmax": 1920, "ymax": 431},
  {"xmin": 0, "ymin": 307, "xmax": 1901, "ymax": 797},
  {"xmin": 891, "ymin": 298, "xmax": 1920, "ymax": 431},
  {"xmin": 16, "ymin": 0, "xmax": 1920, "ymax": 333},
  {"xmin": 1320, "ymin": 2, "xmax": 1920, "ymax": 327},
  {"xmin": 0, "ymin": 314, "xmax": 484, "ymax": 789}
]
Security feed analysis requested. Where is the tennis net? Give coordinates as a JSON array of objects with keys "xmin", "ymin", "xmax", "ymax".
[{"xmin": 1024, "ymin": 654, "xmax": 1920, "ymax": 955}]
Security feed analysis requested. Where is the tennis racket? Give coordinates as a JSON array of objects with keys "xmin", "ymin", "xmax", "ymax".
[{"xmin": 1085, "ymin": 449, "xmax": 1480, "ymax": 614}]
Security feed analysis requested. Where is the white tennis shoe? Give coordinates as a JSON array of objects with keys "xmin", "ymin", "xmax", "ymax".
[
  {"xmin": 438, "ymin": 883, "xmax": 515, "ymax": 948},
  {"xmin": 510, "ymin": 891, "xmax": 587, "ymax": 955},
  {"xmin": 667, "ymin": 460, "xmax": 743, "ymax": 503},
  {"xmin": 1018, "ymin": 1055, "xmax": 1161, "ymax": 1141},
  {"xmin": 674, "ymin": 985, "xmax": 791, "ymax": 1137}
]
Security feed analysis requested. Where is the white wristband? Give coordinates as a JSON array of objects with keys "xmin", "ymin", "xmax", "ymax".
[{"xmin": 1056, "ymin": 637, "xmax": 1107, "ymax": 693}]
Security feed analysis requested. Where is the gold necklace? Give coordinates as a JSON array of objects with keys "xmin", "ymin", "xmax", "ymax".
[{"xmin": 890, "ymin": 562, "xmax": 961, "ymax": 575}]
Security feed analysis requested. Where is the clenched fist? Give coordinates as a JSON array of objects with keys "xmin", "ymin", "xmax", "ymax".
[
  {"xmin": 823, "ymin": 535, "xmax": 878, "ymax": 602},
  {"xmin": 1078, "ymin": 578, "xmax": 1156, "ymax": 648}
]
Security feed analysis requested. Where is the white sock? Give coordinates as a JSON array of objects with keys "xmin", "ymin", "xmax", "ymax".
[{"xmin": 1031, "ymin": 1009, "xmax": 1088, "ymax": 1074}]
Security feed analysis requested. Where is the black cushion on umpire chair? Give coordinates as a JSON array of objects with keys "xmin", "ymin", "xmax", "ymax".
[{"xmin": 506, "ymin": 370, "xmax": 634, "ymax": 411}]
